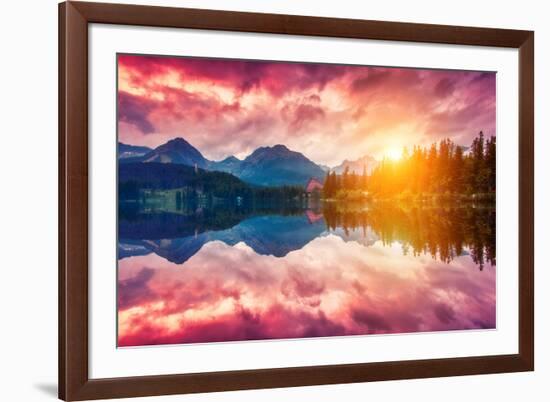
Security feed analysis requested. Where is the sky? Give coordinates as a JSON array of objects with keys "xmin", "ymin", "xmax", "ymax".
[{"xmin": 118, "ymin": 54, "xmax": 496, "ymax": 166}]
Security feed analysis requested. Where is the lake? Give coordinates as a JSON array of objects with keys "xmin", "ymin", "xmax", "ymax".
[{"xmin": 117, "ymin": 201, "xmax": 496, "ymax": 346}]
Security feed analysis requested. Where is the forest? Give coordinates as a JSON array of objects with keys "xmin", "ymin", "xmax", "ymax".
[
  {"xmin": 323, "ymin": 131, "xmax": 496, "ymax": 200},
  {"xmin": 118, "ymin": 162, "xmax": 305, "ymax": 203}
]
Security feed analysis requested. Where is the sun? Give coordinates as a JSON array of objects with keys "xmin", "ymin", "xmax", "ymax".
[{"xmin": 385, "ymin": 147, "xmax": 402, "ymax": 161}]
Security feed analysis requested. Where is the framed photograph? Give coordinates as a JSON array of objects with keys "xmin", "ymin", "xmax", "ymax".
[{"xmin": 59, "ymin": 1, "xmax": 534, "ymax": 400}]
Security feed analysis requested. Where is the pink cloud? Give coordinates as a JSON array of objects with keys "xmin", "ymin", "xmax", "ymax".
[{"xmin": 118, "ymin": 54, "xmax": 496, "ymax": 164}]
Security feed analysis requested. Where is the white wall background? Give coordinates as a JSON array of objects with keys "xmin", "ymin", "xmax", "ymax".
[{"xmin": 0, "ymin": 0, "xmax": 545, "ymax": 401}]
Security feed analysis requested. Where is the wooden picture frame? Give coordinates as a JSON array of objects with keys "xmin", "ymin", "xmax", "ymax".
[{"xmin": 59, "ymin": 1, "xmax": 534, "ymax": 400}]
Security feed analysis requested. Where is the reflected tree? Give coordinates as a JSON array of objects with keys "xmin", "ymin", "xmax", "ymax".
[{"xmin": 322, "ymin": 202, "xmax": 495, "ymax": 269}]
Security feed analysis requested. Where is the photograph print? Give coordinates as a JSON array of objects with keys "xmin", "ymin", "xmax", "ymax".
[{"xmin": 117, "ymin": 54, "xmax": 496, "ymax": 347}]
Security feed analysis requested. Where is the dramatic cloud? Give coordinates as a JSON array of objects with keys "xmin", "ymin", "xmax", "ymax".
[
  {"xmin": 118, "ymin": 237, "xmax": 496, "ymax": 346},
  {"xmin": 118, "ymin": 54, "xmax": 496, "ymax": 165},
  {"xmin": 118, "ymin": 92, "xmax": 156, "ymax": 134}
]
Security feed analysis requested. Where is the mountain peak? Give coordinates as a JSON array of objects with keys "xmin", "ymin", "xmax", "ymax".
[
  {"xmin": 142, "ymin": 137, "xmax": 207, "ymax": 167},
  {"xmin": 271, "ymin": 144, "xmax": 289, "ymax": 151},
  {"xmin": 221, "ymin": 155, "xmax": 240, "ymax": 163},
  {"xmin": 163, "ymin": 137, "xmax": 193, "ymax": 147},
  {"xmin": 239, "ymin": 144, "xmax": 324, "ymax": 186},
  {"xmin": 154, "ymin": 137, "xmax": 199, "ymax": 153},
  {"xmin": 207, "ymin": 155, "xmax": 242, "ymax": 175},
  {"xmin": 246, "ymin": 144, "xmax": 298, "ymax": 162}
]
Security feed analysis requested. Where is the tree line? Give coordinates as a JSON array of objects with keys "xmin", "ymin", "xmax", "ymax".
[{"xmin": 323, "ymin": 131, "xmax": 496, "ymax": 198}]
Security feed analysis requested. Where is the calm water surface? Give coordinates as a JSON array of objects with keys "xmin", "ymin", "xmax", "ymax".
[{"xmin": 117, "ymin": 202, "xmax": 496, "ymax": 346}]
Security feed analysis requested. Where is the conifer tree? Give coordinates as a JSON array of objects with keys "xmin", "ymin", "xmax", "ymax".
[{"xmin": 323, "ymin": 170, "xmax": 332, "ymax": 197}]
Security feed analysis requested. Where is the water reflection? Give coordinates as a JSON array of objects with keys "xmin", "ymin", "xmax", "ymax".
[{"xmin": 118, "ymin": 202, "xmax": 496, "ymax": 346}]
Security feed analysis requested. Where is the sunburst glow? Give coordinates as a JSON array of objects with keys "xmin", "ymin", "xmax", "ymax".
[{"xmin": 385, "ymin": 147, "xmax": 403, "ymax": 161}]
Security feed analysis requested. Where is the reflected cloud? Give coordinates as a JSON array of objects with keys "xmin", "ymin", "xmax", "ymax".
[{"xmin": 118, "ymin": 235, "xmax": 495, "ymax": 346}]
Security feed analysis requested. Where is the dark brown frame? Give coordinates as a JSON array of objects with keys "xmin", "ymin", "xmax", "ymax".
[{"xmin": 59, "ymin": 1, "xmax": 534, "ymax": 400}]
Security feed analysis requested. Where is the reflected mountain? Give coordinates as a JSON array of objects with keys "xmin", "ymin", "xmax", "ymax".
[
  {"xmin": 119, "ymin": 200, "xmax": 495, "ymax": 269},
  {"xmin": 118, "ymin": 239, "xmax": 152, "ymax": 259},
  {"xmin": 120, "ymin": 212, "xmax": 332, "ymax": 263}
]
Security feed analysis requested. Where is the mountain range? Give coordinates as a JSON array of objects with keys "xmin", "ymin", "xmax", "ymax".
[
  {"xmin": 119, "ymin": 213, "xmax": 379, "ymax": 263},
  {"xmin": 119, "ymin": 137, "xmax": 376, "ymax": 187}
]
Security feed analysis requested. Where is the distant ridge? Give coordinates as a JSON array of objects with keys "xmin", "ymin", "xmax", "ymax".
[
  {"xmin": 332, "ymin": 155, "xmax": 378, "ymax": 175},
  {"xmin": 209, "ymin": 155, "xmax": 242, "ymax": 175},
  {"xmin": 118, "ymin": 142, "xmax": 152, "ymax": 160}
]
